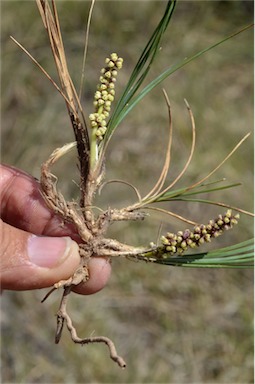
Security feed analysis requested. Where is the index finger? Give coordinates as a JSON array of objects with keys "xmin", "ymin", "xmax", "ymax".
[{"xmin": 0, "ymin": 164, "xmax": 79, "ymax": 240}]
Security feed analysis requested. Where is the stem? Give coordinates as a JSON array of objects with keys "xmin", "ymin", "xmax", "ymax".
[
  {"xmin": 90, "ymin": 105, "xmax": 105, "ymax": 171},
  {"xmin": 90, "ymin": 129, "xmax": 98, "ymax": 170}
]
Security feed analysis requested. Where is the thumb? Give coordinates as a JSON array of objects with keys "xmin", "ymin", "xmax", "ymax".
[{"xmin": 0, "ymin": 219, "xmax": 80, "ymax": 290}]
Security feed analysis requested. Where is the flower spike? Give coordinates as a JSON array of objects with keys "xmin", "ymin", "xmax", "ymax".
[
  {"xmin": 89, "ymin": 53, "xmax": 123, "ymax": 141},
  {"xmin": 160, "ymin": 210, "xmax": 240, "ymax": 256}
]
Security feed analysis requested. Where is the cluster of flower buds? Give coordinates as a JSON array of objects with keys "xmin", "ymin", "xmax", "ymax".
[
  {"xmin": 89, "ymin": 53, "xmax": 123, "ymax": 140},
  {"xmin": 160, "ymin": 210, "xmax": 240, "ymax": 255}
]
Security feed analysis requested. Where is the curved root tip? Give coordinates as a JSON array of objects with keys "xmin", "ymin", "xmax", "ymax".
[
  {"xmin": 56, "ymin": 290, "xmax": 127, "ymax": 368},
  {"xmin": 112, "ymin": 355, "xmax": 126, "ymax": 368}
]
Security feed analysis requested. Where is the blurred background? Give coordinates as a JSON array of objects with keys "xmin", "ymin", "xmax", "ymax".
[{"xmin": 1, "ymin": 1, "xmax": 253, "ymax": 383}]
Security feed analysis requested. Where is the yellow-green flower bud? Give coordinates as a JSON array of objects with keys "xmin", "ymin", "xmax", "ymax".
[
  {"xmin": 89, "ymin": 113, "xmax": 96, "ymax": 121},
  {"xmin": 96, "ymin": 115, "xmax": 104, "ymax": 123},
  {"xmin": 204, "ymin": 234, "xmax": 211, "ymax": 242},
  {"xmin": 97, "ymin": 99, "xmax": 104, "ymax": 106},
  {"xmin": 166, "ymin": 245, "xmax": 176, "ymax": 253},
  {"xmin": 116, "ymin": 62, "xmax": 122, "ymax": 69},
  {"xmin": 99, "ymin": 84, "xmax": 107, "ymax": 90},
  {"xmin": 102, "ymin": 94, "xmax": 109, "ymax": 101},
  {"xmin": 95, "ymin": 91, "xmax": 101, "ymax": 99},
  {"xmin": 226, "ymin": 210, "xmax": 232, "ymax": 218},
  {"xmin": 161, "ymin": 236, "xmax": 169, "ymax": 245},
  {"xmin": 166, "ymin": 233, "xmax": 176, "ymax": 240},
  {"xmin": 110, "ymin": 53, "xmax": 118, "ymax": 61},
  {"xmin": 105, "ymin": 71, "xmax": 112, "ymax": 78},
  {"xmin": 108, "ymin": 60, "xmax": 115, "ymax": 68}
]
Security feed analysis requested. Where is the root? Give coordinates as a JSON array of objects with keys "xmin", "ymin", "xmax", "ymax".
[
  {"xmin": 55, "ymin": 286, "xmax": 126, "ymax": 368},
  {"xmin": 45, "ymin": 251, "xmax": 127, "ymax": 368}
]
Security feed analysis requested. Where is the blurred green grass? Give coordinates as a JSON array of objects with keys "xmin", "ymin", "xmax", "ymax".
[{"xmin": 1, "ymin": 1, "xmax": 253, "ymax": 383}]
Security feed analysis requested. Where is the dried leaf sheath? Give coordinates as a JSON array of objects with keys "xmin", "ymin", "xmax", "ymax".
[{"xmin": 36, "ymin": 0, "xmax": 90, "ymax": 207}]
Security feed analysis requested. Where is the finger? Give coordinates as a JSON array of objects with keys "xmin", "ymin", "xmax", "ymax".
[
  {"xmin": 0, "ymin": 164, "xmax": 78, "ymax": 239},
  {"xmin": 73, "ymin": 257, "xmax": 112, "ymax": 295},
  {"xmin": 1, "ymin": 219, "xmax": 111, "ymax": 293},
  {"xmin": 0, "ymin": 219, "xmax": 81, "ymax": 290},
  {"xmin": 0, "ymin": 165, "xmax": 112, "ymax": 294}
]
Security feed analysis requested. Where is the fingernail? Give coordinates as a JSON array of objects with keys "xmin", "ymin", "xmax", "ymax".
[{"xmin": 28, "ymin": 235, "xmax": 74, "ymax": 268}]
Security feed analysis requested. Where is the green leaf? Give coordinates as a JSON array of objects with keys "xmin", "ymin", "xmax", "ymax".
[
  {"xmin": 102, "ymin": 0, "xmax": 177, "ymax": 147},
  {"xmin": 152, "ymin": 180, "xmax": 242, "ymax": 203},
  {"xmin": 104, "ymin": 21, "xmax": 252, "ymax": 149},
  {"xmin": 153, "ymin": 239, "xmax": 254, "ymax": 268}
]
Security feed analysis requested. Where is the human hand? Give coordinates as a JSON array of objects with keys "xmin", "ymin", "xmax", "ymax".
[{"xmin": 0, "ymin": 164, "xmax": 111, "ymax": 294}]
